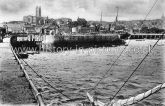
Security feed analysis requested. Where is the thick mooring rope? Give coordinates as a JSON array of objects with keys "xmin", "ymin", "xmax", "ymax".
[
  {"xmin": 89, "ymin": 0, "xmax": 160, "ymax": 94},
  {"xmin": 87, "ymin": 83, "xmax": 165, "ymax": 106},
  {"xmin": 110, "ymin": 32, "xmax": 164, "ymax": 103},
  {"xmin": 110, "ymin": 0, "xmax": 161, "ymax": 101},
  {"xmin": 108, "ymin": 83, "xmax": 165, "ymax": 106}
]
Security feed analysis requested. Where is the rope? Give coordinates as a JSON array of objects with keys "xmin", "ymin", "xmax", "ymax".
[
  {"xmin": 138, "ymin": 0, "xmax": 159, "ymax": 29},
  {"xmin": 87, "ymin": 83, "xmax": 165, "ymax": 106},
  {"xmin": 88, "ymin": 0, "xmax": 160, "ymax": 93},
  {"xmin": 10, "ymin": 44, "xmax": 45, "ymax": 106},
  {"xmin": 18, "ymin": 56, "xmax": 71, "ymax": 100},
  {"xmin": 107, "ymin": 0, "xmax": 160, "ymax": 102},
  {"xmin": 109, "ymin": 83, "xmax": 165, "ymax": 106},
  {"xmin": 110, "ymin": 33, "xmax": 164, "ymax": 102},
  {"xmin": 89, "ymin": 40, "xmax": 131, "ymax": 92},
  {"xmin": 144, "ymin": 0, "xmax": 159, "ymax": 22}
]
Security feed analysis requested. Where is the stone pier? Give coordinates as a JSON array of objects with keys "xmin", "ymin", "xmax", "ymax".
[{"xmin": 0, "ymin": 38, "xmax": 36, "ymax": 105}]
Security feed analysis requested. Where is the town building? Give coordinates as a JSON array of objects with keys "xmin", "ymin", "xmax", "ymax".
[
  {"xmin": 4, "ymin": 21, "xmax": 25, "ymax": 33},
  {"xmin": 23, "ymin": 6, "xmax": 46, "ymax": 26},
  {"xmin": 23, "ymin": 15, "xmax": 36, "ymax": 25},
  {"xmin": 36, "ymin": 6, "xmax": 41, "ymax": 17}
]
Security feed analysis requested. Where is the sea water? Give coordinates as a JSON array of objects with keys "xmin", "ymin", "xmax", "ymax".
[{"xmin": 25, "ymin": 39, "xmax": 165, "ymax": 105}]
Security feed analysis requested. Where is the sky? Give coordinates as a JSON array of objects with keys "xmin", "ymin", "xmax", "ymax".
[{"xmin": 0, "ymin": 0, "xmax": 165, "ymax": 23}]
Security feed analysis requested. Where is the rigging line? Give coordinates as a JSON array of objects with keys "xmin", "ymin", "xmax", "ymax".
[
  {"xmin": 111, "ymin": 33, "xmax": 164, "ymax": 101},
  {"xmin": 89, "ymin": 40, "xmax": 132, "ymax": 92},
  {"xmin": 19, "ymin": 58, "xmax": 71, "ymax": 100},
  {"xmin": 110, "ymin": 0, "xmax": 160, "ymax": 101},
  {"xmin": 144, "ymin": 0, "xmax": 159, "ymax": 21},
  {"xmin": 88, "ymin": 0, "xmax": 159, "ymax": 93},
  {"xmin": 141, "ymin": 0, "xmax": 159, "ymax": 28}
]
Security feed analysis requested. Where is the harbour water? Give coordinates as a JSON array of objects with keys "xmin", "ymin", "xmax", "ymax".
[{"xmin": 25, "ymin": 39, "xmax": 165, "ymax": 105}]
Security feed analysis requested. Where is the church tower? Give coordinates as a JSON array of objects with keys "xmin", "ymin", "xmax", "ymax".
[
  {"xmin": 36, "ymin": 6, "xmax": 42, "ymax": 25},
  {"xmin": 36, "ymin": 6, "xmax": 41, "ymax": 17}
]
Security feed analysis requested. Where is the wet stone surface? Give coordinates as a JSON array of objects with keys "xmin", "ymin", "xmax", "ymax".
[{"xmin": 0, "ymin": 42, "xmax": 36, "ymax": 105}]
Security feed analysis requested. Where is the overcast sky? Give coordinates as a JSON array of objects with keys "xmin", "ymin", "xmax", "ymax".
[{"xmin": 0, "ymin": 0, "xmax": 164, "ymax": 23}]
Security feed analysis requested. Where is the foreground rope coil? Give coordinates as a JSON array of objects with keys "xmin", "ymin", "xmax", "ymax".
[{"xmin": 87, "ymin": 83, "xmax": 165, "ymax": 106}]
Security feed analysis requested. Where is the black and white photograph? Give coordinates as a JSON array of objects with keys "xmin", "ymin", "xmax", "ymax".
[{"xmin": 0, "ymin": 0, "xmax": 165, "ymax": 106}]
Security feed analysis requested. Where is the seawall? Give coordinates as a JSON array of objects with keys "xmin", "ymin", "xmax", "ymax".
[{"xmin": 42, "ymin": 33, "xmax": 125, "ymax": 51}]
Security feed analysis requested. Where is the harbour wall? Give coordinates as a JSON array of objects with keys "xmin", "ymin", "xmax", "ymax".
[
  {"xmin": 42, "ymin": 34, "xmax": 125, "ymax": 51},
  {"xmin": 130, "ymin": 33, "xmax": 165, "ymax": 39}
]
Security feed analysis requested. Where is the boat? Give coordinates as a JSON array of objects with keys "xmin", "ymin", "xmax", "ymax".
[
  {"xmin": 17, "ymin": 52, "xmax": 29, "ymax": 59},
  {"xmin": 10, "ymin": 33, "xmax": 41, "ymax": 55},
  {"xmin": 136, "ymin": 39, "xmax": 145, "ymax": 41}
]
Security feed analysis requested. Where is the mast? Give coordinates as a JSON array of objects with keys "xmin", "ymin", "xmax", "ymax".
[
  {"xmin": 100, "ymin": 11, "xmax": 102, "ymax": 25},
  {"xmin": 113, "ymin": 7, "xmax": 119, "ymax": 30},
  {"xmin": 99, "ymin": 11, "xmax": 102, "ymax": 33},
  {"xmin": 115, "ymin": 7, "xmax": 119, "ymax": 23}
]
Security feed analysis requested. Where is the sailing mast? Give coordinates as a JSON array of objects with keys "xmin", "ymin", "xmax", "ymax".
[
  {"xmin": 115, "ymin": 7, "xmax": 119, "ymax": 24},
  {"xmin": 113, "ymin": 7, "xmax": 119, "ymax": 31},
  {"xmin": 100, "ymin": 11, "xmax": 102, "ymax": 25},
  {"xmin": 99, "ymin": 11, "xmax": 102, "ymax": 33}
]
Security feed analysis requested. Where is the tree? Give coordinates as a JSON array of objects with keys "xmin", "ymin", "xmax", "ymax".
[
  {"xmin": 77, "ymin": 18, "xmax": 87, "ymax": 27},
  {"xmin": 149, "ymin": 27, "xmax": 164, "ymax": 33},
  {"xmin": 72, "ymin": 21, "xmax": 78, "ymax": 27},
  {"xmin": 140, "ymin": 26, "xmax": 149, "ymax": 33},
  {"xmin": 114, "ymin": 25, "xmax": 125, "ymax": 30}
]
